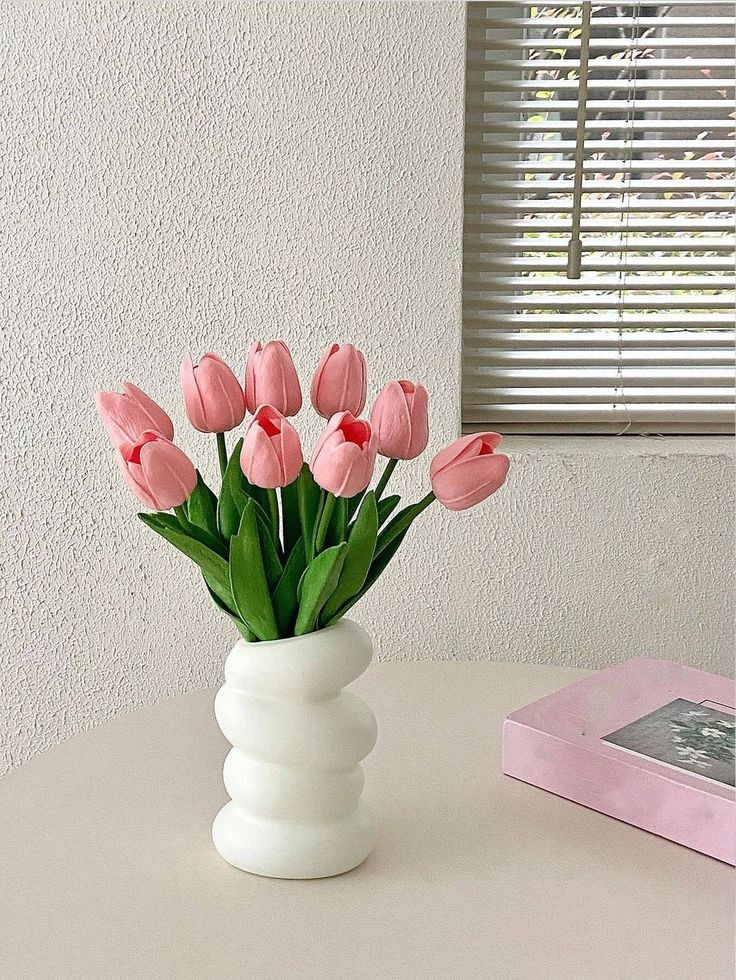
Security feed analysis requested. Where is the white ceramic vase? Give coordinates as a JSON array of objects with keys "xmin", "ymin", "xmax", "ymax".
[{"xmin": 212, "ymin": 618, "xmax": 378, "ymax": 878}]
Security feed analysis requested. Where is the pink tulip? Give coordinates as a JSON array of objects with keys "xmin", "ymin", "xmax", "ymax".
[
  {"xmin": 95, "ymin": 382, "xmax": 174, "ymax": 449},
  {"xmin": 370, "ymin": 380, "xmax": 429, "ymax": 460},
  {"xmin": 245, "ymin": 341, "xmax": 302, "ymax": 417},
  {"xmin": 180, "ymin": 353, "xmax": 245, "ymax": 433},
  {"xmin": 240, "ymin": 405, "xmax": 303, "ymax": 488},
  {"xmin": 310, "ymin": 343, "xmax": 367, "ymax": 419},
  {"xmin": 117, "ymin": 431, "xmax": 197, "ymax": 511},
  {"xmin": 310, "ymin": 411, "xmax": 377, "ymax": 498},
  {"xmin": 430, "ymin": 433, "xmax": 509, "ymax": 512}
]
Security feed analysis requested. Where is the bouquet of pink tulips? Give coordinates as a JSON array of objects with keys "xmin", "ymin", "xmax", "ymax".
[{"xmin": 96, "ymin": 342, "xmax": 510, "ymax": 641}]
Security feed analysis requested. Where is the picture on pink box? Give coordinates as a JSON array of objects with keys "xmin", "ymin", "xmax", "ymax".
[{"xmin": 603, "ymin": 698, "xmax": 736, "ymax": 788}]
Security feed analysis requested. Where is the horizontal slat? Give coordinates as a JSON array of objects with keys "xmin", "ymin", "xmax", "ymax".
[
  {"xmin": 465, "ymin": 199, "xmax": 735, "ymax": 214},
  {"xmin": 471, "ymin": 0, "xmax": 734, "ymax": 8},
  {"xmin": 466, "ymin": 36, "xmax": 732, "ymax": 50},
  {"xmin": 481, "ymin": 16, "xmax": 735, "ymax": 28},
  {"xmin": 467, "ymin": 159, "xmax": 735, "ymax": 174},
  {"xmin": 463, "ymin": 421, "xmax": 734, "ymax": 435},
  {"xmin": 464, "ymin": 238, "xmax": 736, "ymax": 254},
  {"xmin": 464, "ymin": 347, "xmax": 734, "ymax": 366},
  {"xmin": 465, "ymin": 138, "xmax": 734, "ymax": 156},
  {"xmin": 465, "ymin": 256, "xmax": 736, "ymax": 272},
  {"xmin": 464, "ymin": 178, "xmax": 736, "ymax": 194},
  {"xmin": 465, "ymin": 219, "xmax": 735, "ymax": 235},
  {"xmin": 479, "ymin": 104, "xmax": 733, "ymax": 123},
  {"xmin": 464, "ymin": 366, "xmax": 734, "ymax": 386},
  {"xmin": 464, "ymin": 402, "xmax": 734, "ymax": 433},
  {"xmin": 465, "ymin": 273, "xmax": 733, "ymax": 290},
  {"xmin": 463, "ymin": 327, "xmax": 735, "ymax": 343},
  {"xmin": 464, "ymin": 388, "xmax": 731, "ymax": 406},
  {"xmin": 467, "ymin": 118, "xmax": 735, "ymax": 133},
  {"xmin": 465, "ymin": 58, "xmax": 736, "ymax": 72},
  {"xmin": 467, "ymin": 98, "xmax": 732, "ymax": 113},
  {"xmin": 467, "ymin": 69, "xmax": 736, "ymax": 90},
  {"xmin": 465, "ymin": 296, "xmax": 734, "ymax": 310}
]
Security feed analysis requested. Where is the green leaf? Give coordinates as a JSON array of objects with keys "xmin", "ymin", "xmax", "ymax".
[
  {"xmin": 375, "ymin": 500, "xmax": 428, "ymax": 559},
  {"xmin": 204, "ymin": 581, "xmax": 256, "ymax": 641},
  {"xmin": 187, "ymin": 471, "xmax": 219, "ymax": 540},
  {"xmin": 256, "ymin": 511, "xmax": 283, "ymax": 590},
  {"xmin": 157, "ymin": 508, "xmax": 228, "ymax": 559},
  {"xmin": 280, "ymin": 479, "xmax": 301, "ymax": 556},
  {"xmin": 272, "ymin": 537, "xmax": 307, "ymax": 636},
  {"xmin": 321, "ymin": 491, "xmax": 378, "ymax": 624},
  {"xmin": 376, "ymin": 494, "xmax": 401, "ymax": 527},
  {"xmin": 217, "ymin": 440, "xmax": 271, "ymax": 540},
  {"xmin": 217, "ymin": 438, "xmax": 246, "ymax": 540},
  {"xmin": 229, "ymin": 500, "xmax": 279, "ymax": 641},
  {"xmin": 294, "ymin": 543, "xmax": 348, "ymax": 636},
  {"xmin": 326, "ymin": 527, "xmax": 408, "ymax": 625},
  {"xmin": 326, "ymin": 495, "xmax": 348, "ymax": 546},
  {"xmin": 241, "ymin": 472, "xmax": 270, "ymax": 517},
  {"xmin": 138, "ymin": 513, "xmax": 233, "ymax": 610},
  {"xmin": 297, "ymin": 464, "xmax": 322, "ymax": 561},
  {"xmin": 346, "ymin": 491, "xmax": 364, "ymax": 522}
]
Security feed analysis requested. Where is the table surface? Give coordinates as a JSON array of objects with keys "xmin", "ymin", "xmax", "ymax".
[{"xmin": 2, "ymin": 661, "xmax": 734, "ymax": 980}]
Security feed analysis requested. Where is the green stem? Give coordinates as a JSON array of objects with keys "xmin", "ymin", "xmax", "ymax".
[
  {"xmin": 216, "ymin": 432, "xmax": 228, "ymax": 478},
  {"xmin": 174, "ymin": 504, "xmax": 190, "ymax": 529},
  {"xmin": 267, "ymin": 488, "xmax": 280, "ymax": 550},
  {"xmin": 375, "ymin": 491, "xmax": 436, "ymax": 557},
  {"xmin": 334, "ymin": 496, "xmax": 348, "ymax": 542},
  {"xmin": 374, "ymin": 457, "xmax": 398, "ymax": 501},
  {"xmin": 314, "ymin": 492, "xmax": 336, "ymax": 553},
  {"xmin": 346, "ymin": 490, "xmax": 364, "ymax": 522}
]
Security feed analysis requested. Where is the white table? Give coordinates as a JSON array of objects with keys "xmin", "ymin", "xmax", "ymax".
[{"xmin": 2, "ymin": 662, "xmax": 733, "ymax": 980}]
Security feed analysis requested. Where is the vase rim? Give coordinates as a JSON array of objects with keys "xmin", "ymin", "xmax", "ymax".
[{"xmin": 236, "ymin": 618, "xmax": 354, "ymax": 652}]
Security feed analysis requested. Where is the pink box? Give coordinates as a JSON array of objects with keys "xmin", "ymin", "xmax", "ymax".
[{"xmin": 502, "ymin": 658, "xmax": 736, "ymax": 864}]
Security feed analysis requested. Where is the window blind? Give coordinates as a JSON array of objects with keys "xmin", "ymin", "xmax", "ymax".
[{"xmin": 463, "ymin": 1, "xmax": 736, "ymax": 434}]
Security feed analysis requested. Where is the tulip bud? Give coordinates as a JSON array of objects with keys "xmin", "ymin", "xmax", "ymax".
[
  {"xmin": 430, "ymin": 433, "xmax": 509, "ymax": 511},
  {"xmin": 310, "ymin": 343, "xmax": 367, "ymax": 419},
  {"xmin": 310, "ymin": 411, "xmax": 377, "ymax": 498},
  {"xmin": 95, "ymin": 382, "xmax": 174, "ymax": 449},
  {"xmin": 240, "ymin": 405, "xmax": 303, "ymax": 489},
  {"xmin": 180, "ymin": 353, "xmax": 245, "ymax": 433},
  {"xmin": 245, "ymin": 341, "xmax": 302, "ymax": 417},
  {"xmin": 370, "ymin": 380, "xmax": 429, "ymax": 460},
  {"xmin": 118, "ymin": 431, "xmax": 197, "ymax": 511}
]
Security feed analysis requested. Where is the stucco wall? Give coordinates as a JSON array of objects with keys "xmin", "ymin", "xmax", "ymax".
[{"xmin": 1, "ymin": 1, "xmax": 733, "ymax": 774}]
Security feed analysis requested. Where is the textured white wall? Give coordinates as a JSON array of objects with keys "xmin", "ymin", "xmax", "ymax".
[{"xmin": 1, "ymin": 2, "xmax": 733, "ymax": 774}]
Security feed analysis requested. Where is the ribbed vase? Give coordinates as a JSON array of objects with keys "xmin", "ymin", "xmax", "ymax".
[{"xmin": 212, "ymin": 619, "xmax": 378, "ymax": 878}]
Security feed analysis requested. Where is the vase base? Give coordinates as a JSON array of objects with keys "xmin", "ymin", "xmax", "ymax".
[{"xmin": 212, "ymin": 800, "xmax": 376, "ymax": 879}]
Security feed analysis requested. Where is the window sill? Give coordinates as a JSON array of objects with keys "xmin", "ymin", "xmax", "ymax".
[{"xmin": 501, "ymin": 435, "xmax": 733, "ymax": 458}]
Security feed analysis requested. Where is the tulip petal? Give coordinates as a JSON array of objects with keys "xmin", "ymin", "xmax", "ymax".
[
  {"xmin": 431, "ymin": 453, "xmax": 510, "ymax": 511},
  {"xmin": 138, "ymin": 439, "xmax": 197, "ymax": 511},
  {"xmin": 117, "ymin": 452, "xmax": 157, "ymax": 509},
  {"xmin": 407, "ymin": 384, "xmax": 429, "ymax": 458},
  {"xmin": 180, "ymin": 356, "xmax": 208, "ymax": 431},
  {"xmin": 122, "ymin": 382, "xmax": 174, "ymax": 440},
  {"xmin": 241, "ymin": 423, "xmax": 283, "ymax": 489},
  {"xmin": 429, "ymin": 432, "xmax": 503, "ymax": 479},
  {"xmin": 310, "ymin": 344, "xmax": 366, "ymax": 418},
  {"xmin": 97, "ymin": 384, "xmax": 173, "ymax": 448}
]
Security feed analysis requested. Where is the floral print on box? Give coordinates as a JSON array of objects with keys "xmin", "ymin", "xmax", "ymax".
[{"xmin": 603, "ymin": 698, "xmax": 736, "ymax": 787}]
